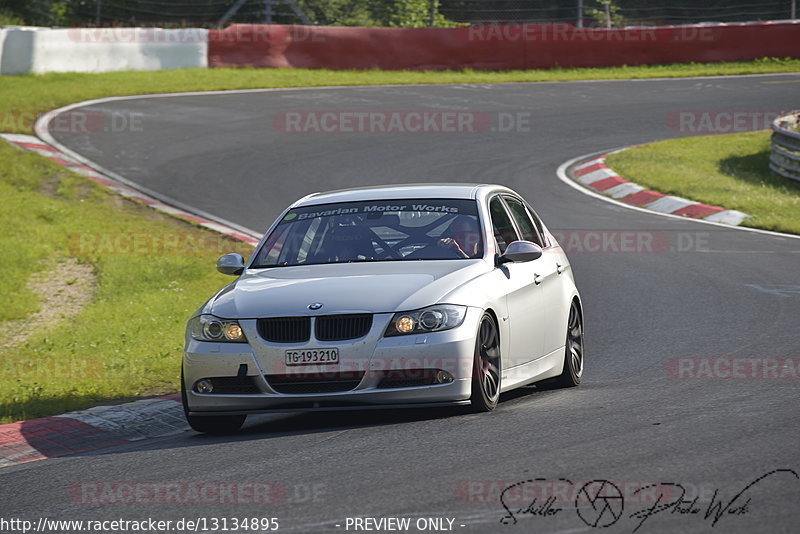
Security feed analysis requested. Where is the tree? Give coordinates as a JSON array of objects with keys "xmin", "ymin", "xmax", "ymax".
[{"xmin": 586, "ymin": 0, "xmax": 625, "ymax": 28}]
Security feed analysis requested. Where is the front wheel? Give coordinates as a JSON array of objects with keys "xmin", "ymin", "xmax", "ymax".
[
  {"xmin": 470, "ymin": 313, "xmax": 501, "ymax": 412},
  {"xmin": 181, "ymin": 367, "xmax": 246, "ymax": 434},
  {"xmin": 550, "ymin": 300, "xmax": 584, "ymax": 388}
]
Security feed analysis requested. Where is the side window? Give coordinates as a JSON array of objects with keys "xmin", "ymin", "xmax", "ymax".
[
  {"xmin": 257, "ymin": 224, "xmax": 291, "ymax": 265},
  {"xmin": 525, "ymin": 203, "xmax": 548, "ymax": 247},
  {"xmin": 504, "ymin": 197, "xmax": 543, "ymax": 247},
  {"xmin": 489, "ymin": 197, "xmax": 519, "ymax": 254},
  {"xmin": 256, "ymin": 219, "xmax": 315, "ymax": 265}
]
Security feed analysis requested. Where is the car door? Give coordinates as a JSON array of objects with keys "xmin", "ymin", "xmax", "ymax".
[
  {"xmin": 506, "ymin": 197, "xmax": 569, "ymax": 356},
  {"xmin": 488, "ymin": 196, "xmax": 546, "ymax": 369}
]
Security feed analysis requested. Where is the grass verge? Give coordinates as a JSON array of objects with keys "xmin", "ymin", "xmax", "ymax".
[
  {"xmin": 606, "ymin": 131, "xmax": 800, "ymax": 235},
  {"xmin": 1, "ymin": 59, "xmax": 798, "ymax": 422},
  {"xmin": 0, "ymin": 141, "xmax": 251, "ymax": 423},
  {"xmin": 2, "ymin": 58, "xmax": 800, "ymax": 134}
]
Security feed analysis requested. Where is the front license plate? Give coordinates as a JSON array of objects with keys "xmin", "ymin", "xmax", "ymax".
[{"xmin": 285, "ymin": 348, "xmax": 340, "ymax": 366}]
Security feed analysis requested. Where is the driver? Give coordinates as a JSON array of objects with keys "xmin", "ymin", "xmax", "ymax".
[
  {"xmin": 438, "ymin": 216, "xmax": 481, "ymax": 258},
  {"xmin": 320, "ymin": 224, "xmax": 374, "ymax": 262}
]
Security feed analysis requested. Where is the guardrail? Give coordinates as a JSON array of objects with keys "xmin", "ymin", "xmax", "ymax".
[{"xmin": 770, "ymin": 111, "xmax": 800, "ymax": 183}]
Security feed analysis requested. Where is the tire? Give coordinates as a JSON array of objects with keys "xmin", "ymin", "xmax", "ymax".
[
  {"xmin": 470, "ymin": 312, "xmax": 501, "ymax": 412},
  {"xmin": 549, "ymin": 300, "xmax": 584, "ymax": 388},
  {"xmin": 181, "ymin": 367, "xmax": 246, "ymax": 434}
]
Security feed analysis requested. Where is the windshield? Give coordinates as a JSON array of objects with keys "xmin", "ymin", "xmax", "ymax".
[{"xmin": 251, "ymin": 199, "xmax": 483, "ymax": 267}]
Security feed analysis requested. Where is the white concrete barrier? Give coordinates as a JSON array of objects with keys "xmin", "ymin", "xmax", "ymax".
[
  {"xmin": 0, "ymin": 29, "xmax": 6, "ymax": 73},
  {"xmin": 0, "ymin": 27, "xmax": 209, "ymax": 75}
]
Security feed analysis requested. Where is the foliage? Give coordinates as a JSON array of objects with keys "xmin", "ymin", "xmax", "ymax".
[
  {"xmin": 0, "ymin": 0, "xmax": 460, "ymax": 27},
  {"xmin": 586, "ymin": 0, "xmax": 626, "ymax": 28},
  {"xmin": 0, "ymin": 8, "xmax": 25, "ymax": 25},
  {"xmin": 4, "ymin": 0, "xmax": 790, "ymax": 28}
]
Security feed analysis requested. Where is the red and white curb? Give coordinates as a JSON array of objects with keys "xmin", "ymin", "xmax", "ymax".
[
  {"xmin": 0, "ymin": 132, "xmax": 264, "ymax": 469},
  {"xmin": 0, "ymin": 395, "xmax": 186, "ymax": 469},
  {"xmin": 0, "ymin": 133, "xmax": 262, "ymax": 246},
  {"xmin": 571, "ymin": 154, "xmax": 750, "ymax": 226}
]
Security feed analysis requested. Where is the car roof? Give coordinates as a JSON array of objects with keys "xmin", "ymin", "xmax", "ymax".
[{"xmin": 294, "ymin": 183, "xmax": 511, "ymax": 207}]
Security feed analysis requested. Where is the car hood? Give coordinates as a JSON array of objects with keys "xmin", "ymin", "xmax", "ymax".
[{"xmin": 210, "ymin": 260, "xmax": 491, "ymax": 318}]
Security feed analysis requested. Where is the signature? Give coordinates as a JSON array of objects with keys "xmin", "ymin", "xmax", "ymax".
[
  {"xmin": 498, "ymin": 469, "xmax": 798, "ymax": 531},
  {"xmin": 499, "ymin": 478, "xmax": 567, "ymax": 525}
]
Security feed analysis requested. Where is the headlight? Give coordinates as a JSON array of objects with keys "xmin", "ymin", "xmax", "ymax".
[
  {"xmin": 190, "ymin": 315, "xmax": 247, "ymax": 343},
  {"xmin": 384, "ymin": 305, "xmax": 467, "ymax": 337}
]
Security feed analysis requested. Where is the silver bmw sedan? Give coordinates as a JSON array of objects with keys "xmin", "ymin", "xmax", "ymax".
[{"xmin": 182, "ymin": 184, "xmax": 583, "ymax": 433}]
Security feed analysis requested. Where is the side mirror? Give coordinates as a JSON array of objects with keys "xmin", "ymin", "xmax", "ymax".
[
  {"xmin": 216, "ymin": 253, "xmax": 245, "ymax": 275},
  {"xmin": 498, "ymin": 241, "xmax": 543, "ymax": 264}
]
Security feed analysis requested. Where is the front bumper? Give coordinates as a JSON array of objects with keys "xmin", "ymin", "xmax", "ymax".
[{"xmin": 183, "ymin": 308, "xmax": 480, "ymax": 415}]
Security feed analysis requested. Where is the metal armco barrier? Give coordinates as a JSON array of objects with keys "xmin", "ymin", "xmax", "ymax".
[{"xmin": 770, "ymin": 112, "xmax": 800, "ymax": 183}]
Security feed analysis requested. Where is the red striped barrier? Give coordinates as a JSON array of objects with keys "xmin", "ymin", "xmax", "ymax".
[{"xmin": 208, "ymin": 21, "xmax": 800, "ymax": 71}]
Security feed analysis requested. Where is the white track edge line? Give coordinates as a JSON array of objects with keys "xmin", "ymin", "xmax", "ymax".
[
  {"xmin": 24, "ymin": 70, "xmax": 800, "ymax": 110},
  {"xmin": 31, "ymin": 74, "xmax": 800, "ymax": 243},
  {"xmin": 34, "ymin": 118, "xmax": 263, "ymax": 241},
  {"xmin": 556, "ymin": 148, "xmax": 800, "ymax": 242},
  {"xmin": 28, "ymin": 72, "xmax": 800, "ymax": 114}
]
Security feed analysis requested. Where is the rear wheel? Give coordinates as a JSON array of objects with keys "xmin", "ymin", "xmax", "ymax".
[
  {"xmin": 181, "ymin": 368, "xmax": 246, "ymax": 434},
  {"xmin": 550, "ymin": 300, "xmax": 584, "ymax": 388},
  {"xmin": 470, "ymin": 313, "xmax": 501, "ymax": 412}
]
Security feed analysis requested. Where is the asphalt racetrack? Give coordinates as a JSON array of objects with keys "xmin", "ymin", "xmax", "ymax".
[{"xmin": 4, "ymin": 74, "xmax": 800, "ymax": 533}]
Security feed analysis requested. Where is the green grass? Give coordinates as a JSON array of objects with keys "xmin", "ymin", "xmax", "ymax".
[
  {"xmin": 2, "ymin": 58, "xmax": 800, "ymax": 134},
  {"xmin": 1, "ymin": 59, "xmax": 799, "ymax": 422},
  {"xmin": 606, "ymin": 131, "xmax": 800, "ymax": 235},
  {"xmin": 0, "ymin": 141, "xmax": 252, "ymax": 423}
]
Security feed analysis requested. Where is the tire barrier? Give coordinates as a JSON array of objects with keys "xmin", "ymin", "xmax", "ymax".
[{"xmin": 770, "ymin": 111, "xmax": 800, "ymax": 183}]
